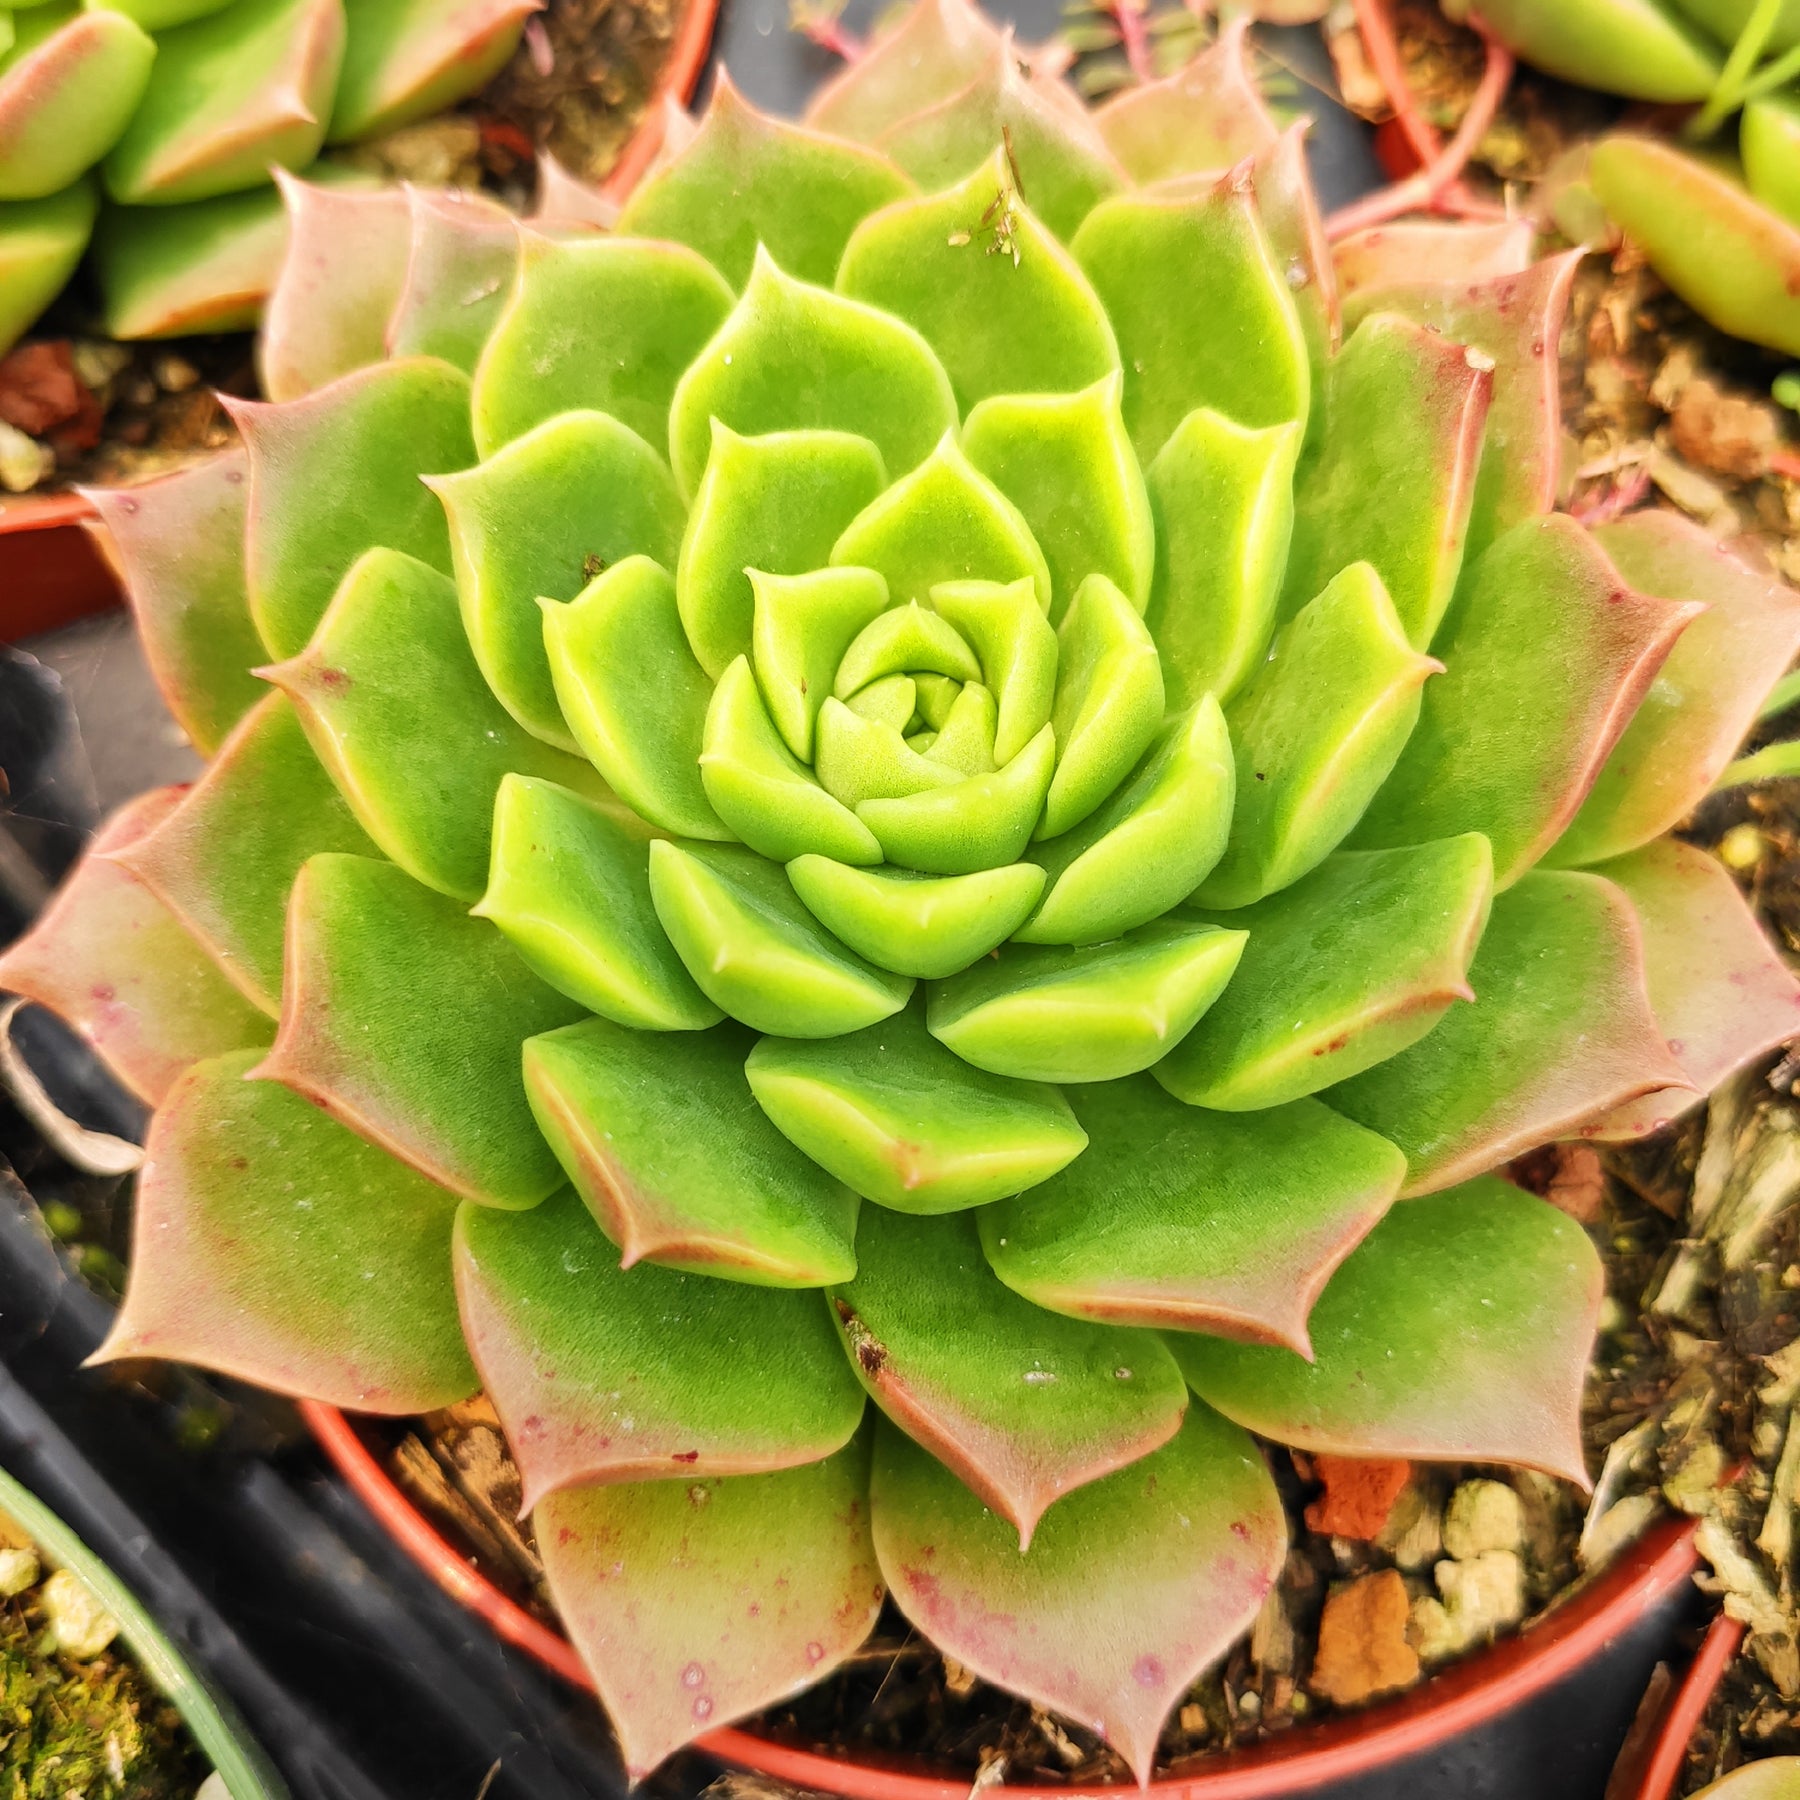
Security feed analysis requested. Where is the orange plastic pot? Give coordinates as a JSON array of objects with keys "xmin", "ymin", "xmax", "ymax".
[
  {"xmin": 1615, "ymin": 1610, "xmax": 1744, "ymax": 1800},
  {"xmin": 302, "ymin": 1400, "xmax": 1702, "ymax": 1799}
]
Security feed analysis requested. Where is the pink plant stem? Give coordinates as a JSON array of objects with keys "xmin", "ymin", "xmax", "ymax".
[
  {"xmin": 797, "ymin": 13, "xmax": 864, "ymax": 60},
  {"xmin": 1352, "ymin": 0, "xmax": 1443, "ymax": 168},
  {"xmin": 1108, "ymin": 0, "xmax": 1156, "ymax": 85}
]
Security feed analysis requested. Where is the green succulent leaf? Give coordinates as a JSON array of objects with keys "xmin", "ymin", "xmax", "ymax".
[
  {"xmin": 1143, "ymin": 406, "xmax": 1300, "ymax": 710},
  {"xmin": 870, "ymin": 1405, "xmax": 1284, "ymax": 1784},
  {"xmin": 88, "ymin": 0, "xmax": 239, "ymax": 27},
  {"xmin": 1327, "ymin": 869, "xmax": 1696, "ymax": 1194},
  {"xmin": 537, "ymin": 1434, "xmax": 883, "ymax": 1780},
  {"xmin": 679, "ymin": 428, "xmax": 889, "ymax": 682},
  {"xmin": 668, "ymin": 246, "xmax": 958, "ymax": 500},
  {"xmin": 328, "ymin": 0, "xmax": 536, "ymax": 143},
  {"xmin": 259, "ymin": 852, "xmax": 583, "ymax": 1208},
  {"xmin": 929, "ymin": 578, "xmax": 1057, "ymax": 764},
  {"xmin": 81, "ymin": 448, "xmax": 264, "ymax": 754},
  {"xmin": 455, "ymin": 1187, "xmax": 864, "ymax": 1508},
  {"xmin": 1250, "ymin": 126, "xmax": 1339, "ymax": 410},
  {"xmin": 0, "ymin": 792, "xmax": 271, "ymax": 1106},
  {"xmin": 111, "ymin": 694, "xmax": 377, "ymax": 1016},
  {"xmin": 386, "ymin": 187, "xmax": 520, "ymax": 373},
  {"xmin": 1174, "ymin": 1177, "xmax": 1600, "ymax": 1486},
  {"xmin": 806, "ymin": 0, "xmax": 1000, "ymax": 141},
  {"xmin": 961, "ymin": 376, "xmax": 1154, "ymax": 625},
  {"xmin": 268, "ymin": 548, "xmax": 608, "ymax": 901},
  {"xmin": 751, "ymin": 565, "xmax": 891, "ymax": 760},
  {"xmin": 1744, "ymin": 94, "xmax": 1800, "ymax": 229},
  {"xmin": 0, "ymin": 180, "xmax": 98, "ymax": 356},
  {"xmin": 431, "ymin": 411, "xmax": 686, "ymax": 751},
  {"xmin": 648, "ymin": 841, "xmax": 914, "ymax": 1036},
  {"xmin": 472, "ymin": 231, "xmax": 735, "ymax": 459},
  {"xmin": 104, "ymin": 0, "xmax": 345, "ymax": 205},
  {"xmin": 828, "ymin": 1208, "xmax": 1183, "ymax": 1545},
  {"xmin": 1470, "ymin": 0, "xmax": 1720, "ymax": 100},
  {"xmin": 745, "ymin": 1004, "xmax": 1087, "ymax": 1211},
  {"xmin": 928, "ymin": 918, "xmax": 1246, "ymax": 1083},
  {"xmin": 981, "ymin": 1081, "xmax": 1401, "ymax": 1347},
  {"xmin": 234, "ymin": 355, "xmax": 476, "ymax": 660},
  {"xmin": 1073, "ymin": 168, "xmax": 1310, "ymax": 462},
  {"xmin": 1282, "ymin": 312, "xmax": 1491, "ymax": 651},
  {"xmin": 785, "ymin": 857, "xmax": 1043, "ymax": 980},
  {"xmin": 542, "ymin": 555, "xmax": 733, "ymax": 843},
  {"xmin": 1350, "ymin": 514, "xmax": 1703, "ymax": 889},
  {"xmin": 837, "ymin": 147, "xmax": 1119, "ymax": 414},
  {"xmin": 97, "ymin": 1049, "xmax": 474, "ymax": 1412},
  {"xmin": 522, "ymin": 1015, "xmax": 861, "ymax": 1284},
  {"xmin": 1020, "ymin": 699, "xmax": 1233, "ymax": 943},
  {"xmin": 474, "ymin": 774, "xmax": 722, "ymax": 1031},
  {"xmin": 834, "ymin": 597, "xmax": 983, "ymax": 695},
  {"xmin": 618, "ymin": 73, "xmax": 914, "ymax": 287},
  {"xmin": 1161, "ymin": 836, "xmax": 1494, "ymax": 1111}
]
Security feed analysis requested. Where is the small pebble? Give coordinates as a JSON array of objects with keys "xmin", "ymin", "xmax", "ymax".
[
  {"xmin": 0, "ymin": 1546, "xmax": 37, "ymax": 1597},
  {"xmin": 150, "ymin": 352, "xmax": 201, "ymax": 393},
  {"xmin": 40, "ymin": 1567, "xmax": 119, "ymax": 1659},
  {"xmin": 1443, "ymin": 1479, "xmax": 1524, "ymax": 1559},
  {"xmin": 1308, "ymin": 1569, "xmax": 1420, "ymax": 1707},
  {"xmin": 1435, "ymin": 1548, "xmax": 1526, "ymax": 1639},
  {"xmin": 1720, "ymin": 823, "xmax": 1766, "ymax": 871},
  {"xmin": 196, "ymin": 1775, "xmax": 231, "ymax": 1800},
  {"xmin": 0, "ymin": 419, "xmax": 51, "ymax": 493}
]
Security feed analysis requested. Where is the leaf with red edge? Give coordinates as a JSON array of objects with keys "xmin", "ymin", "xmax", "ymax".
[
  {"xmin": 94, "ymin": 1049, "xmax": 474, "ymax": 1412},
  {"xmin": 454, "ymin": 1187, "xmax": 863, "ymax": 1510},
  {"xmin": 256, "ymin": 174, "xmax": 411, "ymax": 403},
  {"xmin": 805, "ymin": 0, "xmax": 1001, "ymax": 143},
  {"xmin": 81, "ymin": 449, "xmax": 265, "ymax": 754},
  {"xmin": 870, "ymin": 1405, "xmax": 1284, "ymax": 1783},
  {"xmin": 1351, "ymin": 514, "xmax": 1702, "ymax": 888},
  {"xmin": 1251, "ymin": 122, "xmax": 1339, "ymax": 400},
  {"xmin": 1583, "ymin": 840, "xmax": 1800, "ymax": 1141},
  {"xmin": 537, "ymin": 1434, "xmax": 883, "ymax": 1779},
  {"xmin": 1327, "ymin": 869, "xmax": 1695, "ymax": 1195},
  {"xmin": 1174, "ymin": 1178, "xmax": 1601, "ymax": 1488},
  {"xmin": 1342, "ymin": 252, "xmax": 1582, "ymax": 552},
  {"xmin": 1549, "ymin": 511, "xmax": 1800, "ymax": 867},
  {"xmin": 1332, "ymin": 220, "xmax": 1538, "ymax": 296},
  {"xmin": 385, "ymin": 187, "xmax": 518, "ymax": 374},
  {"xmin": 532, "ymin": 152, "xmax": 619, "ymax": 229},
  {"xmin": 255, "ymin": 852, "xmax": 584, "ymax": 1209},
  {"xmin": 981, "ymin": 1080, "xmax": 1403, "ymax": 1353},
  {"xmin": 0, "ymin": 791, "xmax": 270, "ymax": 1105},
  {"xmin": 109, "ymin": 693, "xmax": 377, "ymax": 1015},
  {"xmin": 828, "ymin": 1207, "xmax": 1186, "ymax": 1548}
]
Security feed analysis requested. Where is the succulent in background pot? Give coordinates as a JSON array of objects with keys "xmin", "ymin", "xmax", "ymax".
[{"xmin": 7, "ymin": 0, "xmax": 1800, "ymax": 1780}]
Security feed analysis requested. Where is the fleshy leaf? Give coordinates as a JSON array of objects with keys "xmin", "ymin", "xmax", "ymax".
[
  {"xmin": 0, "ymin": 791, "xmax": 270, "ymax": 1105},
  {"xmin": 1550, "ymin": 512, "xmax": 1800, "ymax": 866},
  {"xmin": 1163, "ymin": 836, "xmax": 1494, "ymax": 1112},
  {"xmin": 786, "ymin": 857, "xmax": 1044, "ymax": 980},
  {"xmin": 750, "ymin": 565, "xmax": 890, "ymax": 761},
  {"xmin": 473, "ymin": 774, "xmax": 723, "ymax": 1031},
  {"xmin": 103, "ymin": 0, "xmax": 345, "ymax": 205},
  {"xmin": 1175, "ymin": 1178, "xmax": 1600, "ymax": 1487},
  {"xmin": 523, "ymin": 1015, "xmax": 860, "ymax": 1284},
  {"xmin": 836, "ymin": 147, "xmax": 1118, "ymax": 414},
  {"xmin": 1342, "ymin": 252, "xmax": 1582, "ymax": 550},
  {"xmin": 0, "ymin": 181, "xmax": 98, "ymax": 356},
  {"xmin": 81, "ymin": 448, "xmax": 264, "ymax": 753},
  {"xmin": 1281, "ymin": 312, "xmax": 1491, "ymax": 650},
  {"xmin": 669, "ymin": 247, "xmax": 958, "ymax": 500},
  {"xmin": 1583, "ymin": 841, "xmax": 1800, "ymax": 1140},
  {"xmin": 538, "ymin": 1436, "xmax": 882, "ymax": 1780},
  {"xmin": 1745, "ymin": 94, "xmax": 1800, "ymax": 228},
  {"xmin": 805, "ymin": 0, "xmax": 1000, "ymax": 141},
  {"xmin": 829, "ymin": 432, "xmax": 1052, "ymax": 613},
  {"xmin": 617, "ymin": 72, "xmax": 913, "ymax": 287},
  {"xmin": 961, "ymin": 375, "xmax": 1154, "ymax": 625},
  {"xmin": 256, "ymin": 852, "xmax": 584, "ymax": 1208},
  {"xmin": 532, "ymin": 150, "xmax": 620, "ymax": 228},
  {"xmin": 266, "ymin": 548, "xmax": 608, "ymax": 901},
  {"xmin": 328, "ymin": 0, "xmax": 537, "ymax": 143},
  {"xmin": 981, "ymin": 1081, "xmax": 1401, "ymax": 1349},
  {"xmin": 257, "ymin": 176, "xmax": 411, "ymax": 403},
  {"xmin": 816, "ymin": 696, "xmax": 963, "ymax": 808},
  {"xmin": 1073, "ymin": 167, "xmax": 1310, "ymax": 463},
  {"xmin": 1143, "ymin": 407, "xmax": 1300, "ymax": 710},
  {"xmin": 233, "ymin": 355, "xmax": 476, "ymax": 659},
  {"xmin": 835, "ymin": 598, "xmax": 983, "ymax": 694},
  {"xmin": 111, "ymin": 693, "xmax": 377, "ymax": 1014},
  {"xmin": 96, "ymin": 1050, "xmax": 473, "ymax": 1411},
  {"xmin": 746, "ymin": 1004, "xmax": 1087, "ymax": 1212},
  {"xmin": 828, "ymin": 1208, "xmax": 1183, "ymax": 1545},
  {"xmin": 648, "ymin": 842, "xmax": 914, "ymax": 1037},
  {"xmin": 430, "ymin": 411, "xmax": 685, "ymax": 750},
  {"xmin": 870, "ymin": 1405, "xmax": 1284, "ymax": 1784},
  {"xmin": 1472, "ymin": 0, "xmax": 1719, "ymax": 98},
  {"xmin": 1332, "ymin": 220, "xmax": 1538, "ymax": 295},
  {"xmin": 472, "ymin": 231, "xmax": 735, "ymax": 458},
  {"xmin": 678, "ymin": 426, "xmax": 888, "ymax": 681},
  {"xmin": 928, "ymin": 917, "xmax": 1246, "ymax": 1083},
  {"xmin": 930, "ymin": 578, "xmax": 1057, "ymax": 764},
  {"xmin": 1327, "ymin": 870, "xmax": 1695, "ymax": 1195},
  {"xmin": 542, "ymin": 556, "xmax": 734, "ymax": 843},
  {"xmin": 1022, "ymin": 698, "xmax": 1234, "ymax": 942},
  {"xmin": 1350, "ymin": 514, "xmax": 1702, "ymax": 889},
  {"xmin": 385, "ymin": 186, "xmax": 519, "ymax": 373},
  {"xmin": 455, "ymin": 1188, "xmax": 863, "ymax": 1509}
]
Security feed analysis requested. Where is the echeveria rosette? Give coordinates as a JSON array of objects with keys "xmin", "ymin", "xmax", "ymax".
[{"xmin": 10, "ymin": 1, "xmax": 1800, "ymax": 1779}]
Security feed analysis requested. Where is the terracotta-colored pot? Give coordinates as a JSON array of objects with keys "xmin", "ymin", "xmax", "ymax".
[
  {"xmin": 302, "ymin": 1399, "xmax": 1702, "ymax": 1800},
  {"xmin": 1614, "ymin": 1611, "xmax": 1745, "ymax": 1800}
]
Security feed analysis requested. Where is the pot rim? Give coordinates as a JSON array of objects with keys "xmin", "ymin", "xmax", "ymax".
[
  {"xmin": 1624, "ymin": 1610, "xmax": 1744, "ymax": 1800},
  {"xmin": 301, "ymin": 1399, "xmax": 1700, "ymax": 1799}
]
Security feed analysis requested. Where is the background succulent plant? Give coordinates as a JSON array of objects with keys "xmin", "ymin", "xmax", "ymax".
[
  {"xmin": 7, "ymin": 0, "xmax": 1800, "ymax": 1777},
  {"xmin": 0, "ymin": 0, "xmax": 538, "ymax": 354}
]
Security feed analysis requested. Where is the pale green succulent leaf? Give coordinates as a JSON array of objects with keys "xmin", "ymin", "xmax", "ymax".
[
  {"xmin": 1472, "ymin": 0, "xmax": 1720, "ymax": 99},
  {"xmin": 925, "ymin": 680, "xmax": 997, "ymax": 773},
  {"xmin": 1744, "ymin": 94, "xmax": 1800, "ymax": 228},
  {"xmin": 848, "ymin": 674, "xmax": 922, "ymax": 733},
  {"xmin": 101, "ymin": 0, "xmax": 238, "ymax": 28},
  {"xmin": 750, "ymin": 565, "xmax": 891, "ymax": 761},
  {"xmin": 816, "ymin": 695, "xmax": 962, "ymax": 808},
  {"xmin": 834, "ymin": 595, "xmax": 984, "ymax": 693},
  {"xmin": 0, "ymin": 6, "xmax": 153, "ymax": 201},
  {"xmin": 805, "ymin": 0, "xmax": 1001, "ymax": 140},
  {"xmin": 0, "ymin": 179, "xmax": 97, "ymax": 355},
  {"xmin": 386, "ymin": 186, "xmax": 520, "ymax": 373},
  {"xmin": 930, "ymin": 578, "xmax": 1057, "ymax": 765}
]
